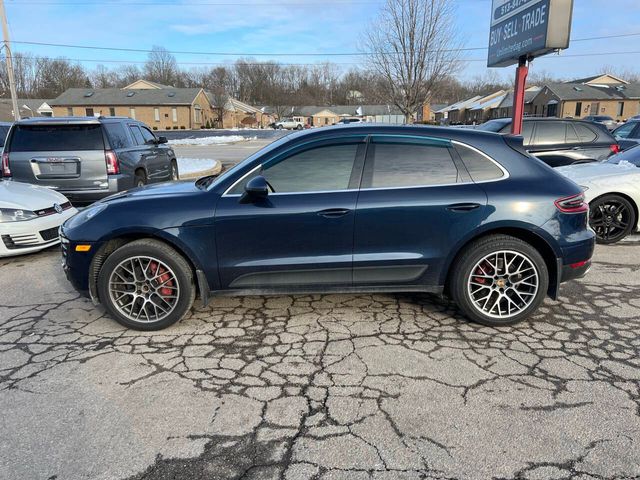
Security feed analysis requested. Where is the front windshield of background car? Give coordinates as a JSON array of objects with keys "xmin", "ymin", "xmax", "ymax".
[
  {"xmin": 476, "ymin": 119, "xmax": 510, "ymax": 132},
  {"xmin": 203, "ymin": 134, "xmax": 293, "ymax": 190},
  {"xmin": 607, "ymin": 145, "xmax": 640, "ymax": 167}
]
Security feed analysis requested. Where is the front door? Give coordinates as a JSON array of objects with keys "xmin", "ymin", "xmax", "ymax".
[
  {"xmin": 353, "ymin": 135, "xmax": 488, "ymax": 287},
  {"xmin": 215, "ymin": 137, "xmax": 366, "ymax": 290}
]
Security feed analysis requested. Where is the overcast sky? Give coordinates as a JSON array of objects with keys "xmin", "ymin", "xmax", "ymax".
[{"xmin": 5, "ymin": 0, "xmax": 640, "ymax": 82}]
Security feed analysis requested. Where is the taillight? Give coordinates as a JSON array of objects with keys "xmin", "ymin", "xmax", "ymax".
[
  {"xmin": 555, "ymin": 193, "xmax": 588, "ymax": 214},
  {"xmin": 105, "ymin": 150, "xmax": 119, "ymax": 175},
  {"xmin": 1, "ymin": 152, "xmax": 10, "ymax": 177},
  {"xmin": 610, "ymin": 144, "xmax": 621, "ymax": 154}
]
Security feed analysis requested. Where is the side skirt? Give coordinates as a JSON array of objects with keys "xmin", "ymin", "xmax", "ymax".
[{"xmin": 208, "ymin": 284, "xmax": 444, "ymax": 297}]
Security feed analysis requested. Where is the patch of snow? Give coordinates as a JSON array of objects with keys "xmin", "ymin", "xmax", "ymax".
[
  {"xmin": 615, "ymin": 160, "xmax": 638, "ymax": 169},
  {"xmin": 169, "ymin": 135, "xmax": 256, "ymax": 146},
  {"xmin": 177, "ymin": 158, "xmax": 219, "ymax": 175}
]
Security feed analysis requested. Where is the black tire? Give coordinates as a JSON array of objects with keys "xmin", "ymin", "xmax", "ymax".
[
  {"xmin": 589, "ymin": 194, "xmax": 636, "ymax": 244},
  {"xmin": 296, "ymin": 124, "xmax": 303, "ymax": 130},
  {"xmin": 170, "ymin": 159, "xmax": 179, "ymax": 181},
  {"xmin": 450, "ymin": 235, "xmax": 549, "ymax": 327},
  {"xmin": 97, "ymin": 239, "xmax": 196, "ymax": 330},
  {"xmin": 134, "ymin": 169, "xmax": 147, "ymax": 188}
]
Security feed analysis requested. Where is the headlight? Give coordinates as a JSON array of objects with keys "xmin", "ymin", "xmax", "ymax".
[{"xmin": 0, "ymin": 208, "xmax": 37, "ymax": 222}]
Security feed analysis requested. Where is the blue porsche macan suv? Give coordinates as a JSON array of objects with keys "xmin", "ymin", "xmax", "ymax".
[{"xmin": 60, "ymin": 125, "xmax": 595, "ymax": 330}]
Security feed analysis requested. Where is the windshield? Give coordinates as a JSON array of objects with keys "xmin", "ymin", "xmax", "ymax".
[
  {"xmin": 203, "ymin": 133, "xmax": 294, "ymax": 190},
  {"xmin": 476, "ymin": 119, "xmax": 510, "ymax": 132},
  {"xmin": 607, "ymin": 145, "xmax": 640, "ymax": 167}
]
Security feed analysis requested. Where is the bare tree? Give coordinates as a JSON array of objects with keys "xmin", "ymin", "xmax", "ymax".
[
  {"xmin": 363, "ymin": 0, "xmax": 462, "ymax": 122},
  {"xmin": 144, "ymin": 46, "xmax": 179, "ymax": 86}
]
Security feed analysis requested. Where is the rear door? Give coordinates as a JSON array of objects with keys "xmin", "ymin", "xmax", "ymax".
[{"xmin": 7, "ymin": 123, "xmax": 107, "ymax": 190}]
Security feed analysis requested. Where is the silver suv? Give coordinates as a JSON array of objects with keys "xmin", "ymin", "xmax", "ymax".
[{"xmin": 1, "ymin": 117, "xmax": 178, "ymax": 204}]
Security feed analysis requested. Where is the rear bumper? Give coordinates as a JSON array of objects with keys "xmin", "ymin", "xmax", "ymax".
[{"xmin": 57, "ymin": 175, "xmax": 131, "ymax": 204}]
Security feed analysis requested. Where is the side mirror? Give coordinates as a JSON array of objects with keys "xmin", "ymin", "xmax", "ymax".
[
  {"xmin": 157, "ymin": 136, "xmax": 168, "ymax": 144},
  {"xmin": 240, "ymin": 175, "xmax": 269, "ymax": 203}
]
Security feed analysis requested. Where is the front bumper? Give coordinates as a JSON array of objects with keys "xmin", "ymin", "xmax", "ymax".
[{"xmin": 0, "ymin": 208, "xmax": 78, "ymax": 257}]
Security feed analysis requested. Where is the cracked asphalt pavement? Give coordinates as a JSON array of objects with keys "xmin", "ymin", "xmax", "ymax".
[{"xmin": 1, "ymin": 238, "xmax": 639, "ymax": 480}]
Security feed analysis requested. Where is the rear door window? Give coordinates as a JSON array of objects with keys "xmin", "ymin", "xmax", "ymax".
[
  {"xmin": 128, "ymin": 125, "xmax": 145, "ymax": 146},
  {"xmin": 103, "ymin": 123, "xmax": 131, "ymax": 149},
  {"xmin": 534, "ymin": 121, "xmax": 566, "ymax": 145},
  {"xmin": 364, "ymin": 136, "xmax": 458, "ymax": 188},
  {"xmin": 9, "ymin": 124, "xmax": 104, "ymax": 151},
  {"xmin": 574, "ymin": 124, "xmax": 598, "ymax": 143}
]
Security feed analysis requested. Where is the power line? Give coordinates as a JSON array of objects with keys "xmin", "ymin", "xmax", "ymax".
[
  {"xmin": 11, "ymin": 31, "xmax": 640, "ymax": 58},
  {"xmin": 6, "ymin": 0, "xmax": 383, "ymax": 5}
]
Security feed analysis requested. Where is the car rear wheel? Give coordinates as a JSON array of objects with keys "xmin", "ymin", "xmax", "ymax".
[
  {"xmin": 170, "ymin": 160, "xmax": 179, "ymax": 181},
  {"xmin": 97, "ymin": 239, "xmax": 196, "ymax": 330},
  {"xmin": 589, "ymin": 195, "xmax": 635, "ymax": 244},
  {"xmin": 450, "ymin": 235, "xmax": 548, "ymax": 326},
  {"xmin": 134, "ymin": 170, "xmax": 147, "ymax": 188}
]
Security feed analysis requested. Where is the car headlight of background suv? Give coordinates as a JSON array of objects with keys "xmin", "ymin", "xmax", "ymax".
[{"xmin": 0, "ymin": 208, "xmax": 38, "ymax": 222}]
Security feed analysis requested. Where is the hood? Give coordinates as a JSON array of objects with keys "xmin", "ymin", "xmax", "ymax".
[
  {"xmin": 555, "ymin": 161, "xmax": 639, "ymax": 183},
  {"xmin": 0, "ymin": 180, "xmax": 70, "ymax": 210},
  {"xmin": 100, "ymin": 180, "xmax": 202, "ymax": 203}
]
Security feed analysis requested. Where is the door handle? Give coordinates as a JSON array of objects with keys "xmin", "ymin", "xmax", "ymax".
[
  {"xmin": 317, "ymin": 208, "xmax": 351, "ymax": 218},
  {"xmin": 446, "ymin": 203, "xmax": 481, "ymax": 212}
]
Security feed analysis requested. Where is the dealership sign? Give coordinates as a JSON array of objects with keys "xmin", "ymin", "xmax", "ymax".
[{"xmin": 488, "ymin": 0, "xmax": 573, "ymax": 67}]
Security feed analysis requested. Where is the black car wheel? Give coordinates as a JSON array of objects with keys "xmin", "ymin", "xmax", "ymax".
[
  {"xmin": 170, "ymin": 160, "xmax": 179, "ymax": 181},
  {"xmin": 134, "ymin": 169, "xmax": 147, "ymax": 188},
  {"xmin": 450, "ymin": 235, "xmax": 548, "ymax": 326},
  {"xmin": 589, "ymin": 195, "xmax": 636, "ymax": 244},
  {"xmin": 97, "ymin": 239, "xmax": 196, "ymax": 330}
]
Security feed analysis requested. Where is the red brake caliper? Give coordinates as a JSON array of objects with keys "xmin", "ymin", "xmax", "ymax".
[
  {"xmin": 150, "ymin": 262, "xmax": 174, "ymax": 297},
  {"xmin": 473, "ymin": 261, "xmax": 493, "ymax": 285}
]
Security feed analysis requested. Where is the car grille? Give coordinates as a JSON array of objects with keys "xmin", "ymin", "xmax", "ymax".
[
  {"xmin": 40, "ymin": 226, "xmax": 60, "ymax": 241},
  {"xmin": 34, "ymin": 201, "xmax": 73, "ymax": 217},
  {"xmin": 2, "ymin": 233, "xmax": 40, "ymax": 250}
]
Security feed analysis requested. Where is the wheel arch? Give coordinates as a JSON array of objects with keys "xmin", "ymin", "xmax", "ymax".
[
  {"xmin": 442, "ymin": 226, "xmax": 560, "ymax": 299},
  {"xmin": 89, "ymin": 230, "xmax": 206, "ymax": 303}
]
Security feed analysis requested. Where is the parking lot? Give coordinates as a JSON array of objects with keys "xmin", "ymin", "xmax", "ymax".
[{"xmin": 1, "ymin": 224, "xmax": 639, "ymax": 478}]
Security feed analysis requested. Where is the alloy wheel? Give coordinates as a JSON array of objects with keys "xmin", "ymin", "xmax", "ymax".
[
  {"xmin": 589, "ymin": 200, "xmax": 631, "ymax": 243},
  {"xmin": 467, "ymin": 250, "xmax": 539, "ymax": 319},
  {"xmin": 108, "ymin": 256, "xmax": 180, "ymax": 323}
]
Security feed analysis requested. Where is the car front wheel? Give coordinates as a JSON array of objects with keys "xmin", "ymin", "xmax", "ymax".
[
  {"xmin": 97, "ymin": 239, "xmax": 196, "ymax": 330},
  {"xmin": 450, "ymin": 235, "xmax": 548, "ymax": 326}
]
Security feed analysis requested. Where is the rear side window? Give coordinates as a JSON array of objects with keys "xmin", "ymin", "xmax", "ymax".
[
  {"xmin": 455, "ymin": 144, "xmax": 504, "ymax": 182},
  {"xmin": 366, "ymin": 137, "xmax": 458, "ymax": 188},
  {"xmin": 128, "ymin": 125, "xmax": 145, "ymax": 145},
  {"xmin": 9, "ymin": 124, "xmax": 104, "ymax": 151},
  {"xmin": 103, "ymin": 123, "xmax": 130, "ymax": 149},
  {"xmin": 574, "ymin": 124, "xmax": 597, "ymax": 143}
]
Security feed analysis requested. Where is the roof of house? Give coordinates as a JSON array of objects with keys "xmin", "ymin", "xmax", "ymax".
[
  {"xmin": 50, "ymin": 88, "xmax": 206, "ymax": 106},
  {"xmin": 496, "ymin": 87, "xmax": 541, "ymax": 109},
  {"xmin": 0, "ymin": 98, "xmax": 54, "ymax": 121},
  {"xmin": 469, "ymin": 93, "xmax": 508, "ymax": 112},
  {"xmin": 265, "ymin": 104, "xmax": 404, "ymax": 117},
  {"xmin": 539, "ymin": 82, "xmax": 640, "ymax": 101},
  {"xmin": 568, "ymin": 73, "xmax": 629, "ymax": 85},
  {"xmin": 123, "ymin": 79, "xmax": 175, "ymax": 89},
  {"xmin": 436, "ymin": 96, "xmax": 483, "ymax": 114},
  {"xmin": 223, "ymin": 97, "xmax": 263, "ymax": 114},
  {"xmin": 20, "ymin": 99, "xmax": 52, "ymax": 112}
]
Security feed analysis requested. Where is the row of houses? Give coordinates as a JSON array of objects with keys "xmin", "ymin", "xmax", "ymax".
[
  {"xmin": 0, "ymin": 78, "xmax": 406, "ymax": 129},
  {"xmin": 435, "ymin": 74, "xmax": 640, "ymax": 125}
]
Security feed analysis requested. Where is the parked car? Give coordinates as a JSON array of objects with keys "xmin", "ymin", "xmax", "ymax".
[
  {"xmin": 612, "ymin": 120, "xmax": 640, "ymax": 148},
  {"xmin": 556, "ymin": 145, "xmax": 640, "ymax": 244},
  {"xmin": 61, "ymin": 125, "xmax": 594, "ymax": 330},
  {"xmin": 274, "ymin": 118, "xmax": 304, "ymax": 130},
  {"xmin": 1, "ymin": 117, "xmax": 178, "ymax": 204},
  {"xmin": 583, "ymin": 115, "xmax": 618, "ymax": 131},
  {"xmin": 338, "ymin": 118, "xmax": 362, "ymax": 124},
  {"xmin": 0, "ymin": 122, "xmax": 12, "ymax": 149},
  {"xmin": 1, "ymin": 180, "xmax": 77, "ymax": 257},
  {"xmin": 477, "ymin": 118, "xmax": 620, "ymax": 167}
]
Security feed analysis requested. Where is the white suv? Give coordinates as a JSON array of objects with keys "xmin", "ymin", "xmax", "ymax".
[{"xmin": 274, "ymin": 118, "xmax": 304, "ymax": 130}]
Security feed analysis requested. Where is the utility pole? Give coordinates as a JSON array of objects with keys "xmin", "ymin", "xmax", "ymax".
[{"xmin": 0, "ymin": 0, "xmax": 19, "ymax": 121}]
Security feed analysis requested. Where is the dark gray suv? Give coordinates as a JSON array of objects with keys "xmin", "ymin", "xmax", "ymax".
[
  {"xmin": 1, "ymin": 117, "xmax": 178, "ymax": 203},
  {"xmin": 477, "ymin": 118, "xmax": 620, "ymax": 167}
]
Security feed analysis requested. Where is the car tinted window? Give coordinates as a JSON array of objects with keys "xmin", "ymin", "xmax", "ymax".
[
  {"xmin": 574, "ymin": 124, "xmax": 597, "ymax": 142},
  {"xmin": 565, "ymin": 124, "xmax": 580, "ymax": 143},
  {"xmin": 499, "ymin": 122, "xmax": 533, "ymax": 145},
  {"xmin": 607, "ymin": 145, "xmax": 640, "ymax": 166},
  {"xmin": 140, "ymin": 127, "xmax": 155, "ymax": 143},
  {"xmin": 128, "ymin": 125, "xmax": 145, "ymax": 145},
  {"xmin": 229, "ymin": 143, "xmax": 360, "ymax": 194},
  {"xmin": 535, "ymin": 121, "xmax": 566, "ymax": 145},
  {"xmin": 477, "ymin": 119, "xmax": 510, "ymax": 132},
  {"xmin": 456, "ymin": 144, "xmax": 504, "ymax": 182},
  {"xmin": 104, "ymin": 123, "xmax": 130, "ymax": 149},
  {"xmin": 9, "ymin": 124, "xmax": 104, "ymax": 151},
  {"xmin": 613, "ymin": 122, "xmax": 636, "ymax": 139},
  {"xmin": 0, "ymin": 125, "xmax": 10, "ymax": 147},
  {"xmin": 367, "ymin": 138, "xmax": 458, "ymax": 188}
]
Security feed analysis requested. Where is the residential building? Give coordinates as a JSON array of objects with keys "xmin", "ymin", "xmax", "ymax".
[
  {"xmin": 0, "ymin": 98, "xmax": 53, "ymax": 121},
  {"xmin": 490, "ymin": 87, "xmax": 541, "ymax": 119},
  {"xmin": 219, "ymin": 98, "xmax": 275, "ymax": 129},
  {"xmin": 271, "ymin": 105, "xmax": 406, "ymax": 126},
  {"xmin": 466, "ymin": 90, "xmax": 508, "ymax": 124}
]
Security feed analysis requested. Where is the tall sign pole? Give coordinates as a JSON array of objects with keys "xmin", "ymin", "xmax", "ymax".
[
  {"xmin": 0, "ymin": 0, "xmax": 19, "ymax": 121},
  {"xmin": 511, "ymin": 56, "xmax": 529, "ymax": 135}
]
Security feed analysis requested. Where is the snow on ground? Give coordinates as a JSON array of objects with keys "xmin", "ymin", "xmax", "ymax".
[
  {"xmin": 177, "ymin": 158, "xmax": 220, "ymax": 175},
  {"xmin": 169, "ymin": 135, "xmax": 256, "ymax": 146}
]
